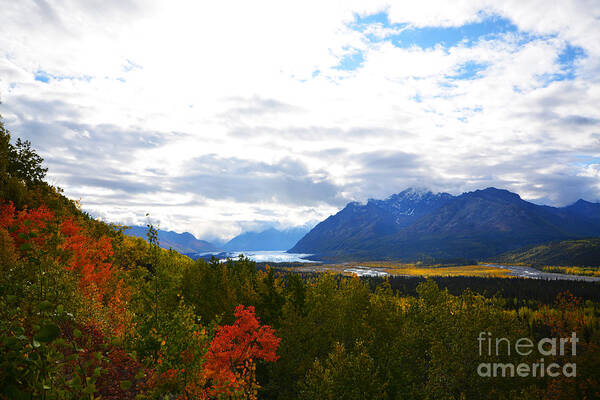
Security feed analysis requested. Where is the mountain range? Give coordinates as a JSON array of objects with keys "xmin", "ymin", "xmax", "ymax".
[
  {"xmin": 289, "ymin": 187, "xmax": 600, "ymax": 262},
  {"xmin": 123, "ymin": 225, "xmax": 310, "ymax": 255},
  {"xmin": 123, "ymin": 226, "xmax": 219, "ymax": 254},
  {"xmin": 222, "ymin": 227, "xmax": 309, "ymax": 251}
]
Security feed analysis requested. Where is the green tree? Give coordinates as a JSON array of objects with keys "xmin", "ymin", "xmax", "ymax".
[
  {"xmin": 0, "ymin": 115, "xmax": 48, "ymax": 206},
  {"xmin": 299, "ymin": 341, "xmax": 385, "ymax": 400},
  {"xmin": 8, "ymin": 138, "xmax": 48, "ymax": 185}
]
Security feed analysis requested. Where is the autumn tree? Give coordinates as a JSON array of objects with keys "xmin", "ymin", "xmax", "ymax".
[{"xmin": 202, "ymin": 305, "xmax": 281, "ymax": 399}]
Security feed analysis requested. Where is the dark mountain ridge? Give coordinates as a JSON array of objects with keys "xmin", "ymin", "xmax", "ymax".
[{"xmin": 290, "ymin": 187, "xmax": 600, "ymax": 261}]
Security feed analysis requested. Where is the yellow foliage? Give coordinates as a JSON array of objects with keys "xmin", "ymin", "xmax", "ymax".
[
  {"xmin": 542, "ymin": 265, "xmax": 600, "ymax": 277},
  {"xmin": 382, "ymin": 264, "xmax": 511, "ymax": 278},
  {"xmin": 289, "ymin": 261, "xmax": 512, "ymax": 278}
]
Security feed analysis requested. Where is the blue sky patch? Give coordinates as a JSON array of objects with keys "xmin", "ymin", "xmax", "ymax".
[
  {"xmin": 334, "ymin": 49, "xmax": 365, "ymax": 71},
  {"xmin": 350, "ymin": 11, "xmax": 519, "ymax": 50},
  {"xmin": 555, "ymin": 44, "xmax": 586, "ymax": 80},
  {"xmin": 574, "ymin": 155, "xmax": 600, "ymax": 166},
  {"xmin": 34, "ymin": 71, "xmax": 51, "ymax": 83},
  {"xmin": 447, "ymin": 61, "xmax": 488, "ymax": 80},
  {"xmin": 34, "ymin": 70, "xmax": 92, "ymax": 83},
  {"xmin": 558, "ymin": 44, "xmax": 586, "ymax": 66},
  {"xmin": 536, "ymin": 44, "xmax": 586, "ymax": 86}
]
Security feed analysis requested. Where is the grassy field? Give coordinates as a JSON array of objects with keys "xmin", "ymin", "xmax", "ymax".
[
  {"xmin": 286, "ymin": 262, "xmax": 513, "ymax": 278},
  {"xmin": 382, "ymin": 263, "xmax": 511, "ymax": 277}
]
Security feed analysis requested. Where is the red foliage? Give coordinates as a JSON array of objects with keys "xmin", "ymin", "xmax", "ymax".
[
  {"xmin": 202, "ymin": 305, "xmax": 281, "ymax": 398},
  {"xmin": 60, "ymin": 323, "xmax": 146, "ymax": 400},
  {"xmin": 1, "ymin": 201, "xmax": 54, "ymax": 250},
  {"xmin": 1, "ymin": 202, "xmax": 130, "ymax": 335},
  {"xmin": 59, "ymin": 217, "xmax": 131, "ymax": 334},
  {"xmin": 205, "ymin": 305, "xmax": 280, "ymax": 369},
  {"xmin": 59, "ymin": 217, "xmax": 114, "ymax": 302},
  {"xmin": 99, "ymin": 348, "xmax": 146, "ymax": 399},
  {"xmin": 1, "ymin": 203, "xmax": 116, "ymax": 303},
  {"xmin": 0, "ymin": 201, "xmax": 15, "ymax": 228}
]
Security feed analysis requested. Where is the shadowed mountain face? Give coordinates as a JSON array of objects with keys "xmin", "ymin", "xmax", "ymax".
[
  {"xmin": 222, "ymin": 227, "xmax": 310, "ymax": 251},
  {"xmin": 290, "ymin": 188, "xmax": 454, "ymax": 256},
  {"xmin": 123, "ymin": 226, "xmax": 218, "ymax": 254},
  {"xmin": 290, "ymin": 188, "xmax": 600, "ymax": 261},
  {"xmin": 563, "ymin": 199, "xmax": 600, "ymax": 226}
]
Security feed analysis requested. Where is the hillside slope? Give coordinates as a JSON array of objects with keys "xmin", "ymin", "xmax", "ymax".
[{"xmin": 492, "ymin": 238, "xmax": 600, "ymax": 267}]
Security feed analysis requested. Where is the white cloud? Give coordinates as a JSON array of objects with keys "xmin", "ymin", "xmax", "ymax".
[{"xmin": 1, "ymin": 0, "xmax": 599, "ymax": 240}]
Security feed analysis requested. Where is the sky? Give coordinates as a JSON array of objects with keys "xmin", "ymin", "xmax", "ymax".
[{"xmin": 1, "ymin": 0, "xmax": 599, "ymax": 242}]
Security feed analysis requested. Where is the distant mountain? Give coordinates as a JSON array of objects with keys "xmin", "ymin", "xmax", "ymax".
[
  {"xmin": 123, "ymin": 226, "xmax": 218, "ymax": 254},
  {"xmin": 290, "ymin": 188, "xmax": 453, "ymax": 256},
  {"xmin": 492, "ymin": 238, "xmax": 600, "ymax": 267},
  {"xmin": 223, "ymin": 227, "xmax": 310, "ymax": 251},
  {"xmin": 290, "ymin": 187, "xmax": 600, "ymax": 262},
  {"xmin": 563, "ymin": 199, "xmax": 600, "ymax": 226}
]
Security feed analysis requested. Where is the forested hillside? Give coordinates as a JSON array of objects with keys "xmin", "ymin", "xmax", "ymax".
[
  {"xmin": 0, "ymin": 119, "xmax": 282, "ymax": 399},
  {"xmin": 2, "ymin": 118, "xmax": 600, "ymax": 399},
  {"xmin": 493, "ymin": 238, "xmax": 600, "ymax": 267}
]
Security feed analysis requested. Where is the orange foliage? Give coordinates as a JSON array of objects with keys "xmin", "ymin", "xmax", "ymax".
[
  {"xmin": 1, "ymin": 201, "xmax": 54, "ymax": 249},
  {"xmin": 59, "ymin": 217, "xmax": 114, "ymax": 301},
  {"xmin": 0, "ymin": 202, "xmax": 15, "ymax": 228},
  {"xmin": 60, "ymin": 218, "xmax": 131, "ymax": 335},
  {"xmin": 202, "ymin": 305, "xmax": 280, "ymax": 399},
  {"xmin": 1, "ymin": 201, "xmax": 131, "ymax": 336}
]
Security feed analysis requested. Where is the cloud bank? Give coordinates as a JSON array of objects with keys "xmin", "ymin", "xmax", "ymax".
[{"xmin": 1, "ymin": 0, "xmax": 599, "ymax": 240}]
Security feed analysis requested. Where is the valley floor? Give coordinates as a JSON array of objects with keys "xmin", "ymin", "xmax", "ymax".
[{"xmin": 283, "ymin": 261, "xmax": 600, "ymax": 281}]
